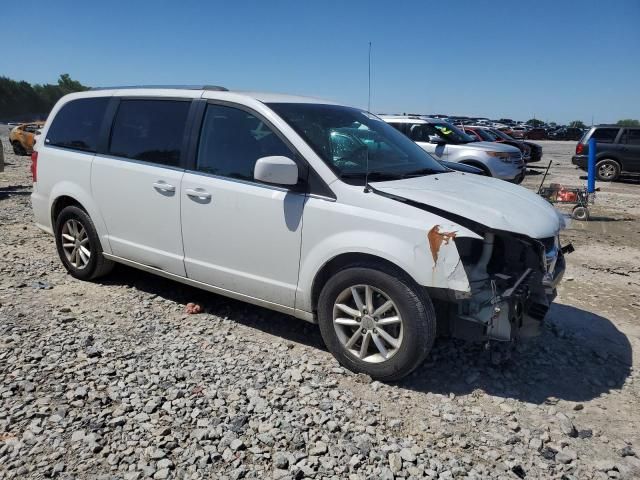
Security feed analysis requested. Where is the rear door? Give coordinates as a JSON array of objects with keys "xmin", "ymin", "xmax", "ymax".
[
  {"xmin": 180, "ymin": 102, "xmax": 306, "ymax": 307},
  {"xmin": 590, "ymin": 127, "xmax": 623, "ymax": 164},
  {"xmin": 622, "ymin": 128, "xmax": 640, "ymax": 172},
  {"xmin": 91, "ymin": 98, "xmax": 192, "ymax": 275}
]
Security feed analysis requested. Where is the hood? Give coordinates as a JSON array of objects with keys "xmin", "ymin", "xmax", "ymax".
[
  {"xmin": 463, "ymin": 141, "xmax": 521, "ymax": 153},
  {"xmin": 371, "ymin": 172, "xmax": 563, "ymax": 239}
]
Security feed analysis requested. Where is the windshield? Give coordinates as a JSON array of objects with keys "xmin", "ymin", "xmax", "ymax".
[
  {"xmin": 268, "ymin": 103, "xmax": 448, "ymax": 183},
  {"xmin": 490, "ymin": 128, "xmax": 516, "ymax": 141},
  {"xmin": 469, "ymin": 128, "xmax": 497, "ymax": 142}
]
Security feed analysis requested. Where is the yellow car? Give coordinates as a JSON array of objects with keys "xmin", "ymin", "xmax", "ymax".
[{"xmin": 9, "ymin": 121, "xmax": 44, "ymax": 155}]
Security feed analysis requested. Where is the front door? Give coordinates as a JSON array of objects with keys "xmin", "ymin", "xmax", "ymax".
[
  {"xmin": 180, "ymin": 103, "xmax": 305, "ymax": 307},
  {"xmin": 92, "ymin": 98, "xmax": 192, "ymax": 275}
]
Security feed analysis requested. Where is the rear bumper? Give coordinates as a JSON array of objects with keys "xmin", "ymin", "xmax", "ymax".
[
  {"xmin": 31, "ymin": 190, "xmax": 53, "ymax": 234},
  {"xmin": 571, "ymin": 155, "xmax": 588, "ymax": 170}
]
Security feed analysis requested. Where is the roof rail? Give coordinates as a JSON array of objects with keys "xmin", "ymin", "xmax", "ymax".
[{"xmin": 89, "ymin": 84, "xmax": 228, "ymax": 91}]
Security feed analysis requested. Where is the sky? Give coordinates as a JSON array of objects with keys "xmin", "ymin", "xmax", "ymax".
[{"xmin": 2, "ymin": 0, "xmax": 639, "ymax": 124}]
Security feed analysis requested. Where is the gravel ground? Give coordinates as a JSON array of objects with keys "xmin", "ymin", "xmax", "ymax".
[{"xmin": 1, "ymin": 132, "xmax": 640, "ymax": 479}]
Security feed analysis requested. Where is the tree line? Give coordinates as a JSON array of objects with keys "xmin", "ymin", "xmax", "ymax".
[
  {"xmin": 0, "ymin": 74, "xmax": 88, "ymax": 121},
  {"xmin": 526, "ymin": 118, "xmax": 639, "ymax": 129}
]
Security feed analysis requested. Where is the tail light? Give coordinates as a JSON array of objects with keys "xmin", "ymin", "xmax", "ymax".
[
  {"xmin": 576, "ymin": 143, "xmax": 584, "ymax": 155},
  {"xmin": 31, "ymin": 151, "xmax": 38, "ymax": 182}
]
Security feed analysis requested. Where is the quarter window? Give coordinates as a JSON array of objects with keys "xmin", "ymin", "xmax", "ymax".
[
  {"xmin": 591, "ymin": 128, "xmax": 620, "ymax": 144},
  {"xmin": 196, "ymin": 104, "xmax": 292, "ymax": 181},
  {"xmin": 625, "ymin": 129, "xmax": 640, "ymax": 145},
  {"xmin": 46, "ymin": 97, "xmax": 109, "ymax": 152},
  {"xmin": 109, "ymin": 100, "xmax": 190, "ymax": 167}
]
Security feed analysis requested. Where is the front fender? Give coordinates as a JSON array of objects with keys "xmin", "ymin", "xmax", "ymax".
[{"xmin": 296, "ymin": 224, "xmax": 474, "ymax": 313}]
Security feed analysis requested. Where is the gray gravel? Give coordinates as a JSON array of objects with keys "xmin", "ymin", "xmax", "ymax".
[{"xmin": 1, "ymin": 132, "xmax": 640, "ymax": 479}]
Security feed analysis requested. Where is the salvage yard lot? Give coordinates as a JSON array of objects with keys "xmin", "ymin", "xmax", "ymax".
[{"xmin": 1, "ymin": 132, "xmax": 640, "ymax": 479}]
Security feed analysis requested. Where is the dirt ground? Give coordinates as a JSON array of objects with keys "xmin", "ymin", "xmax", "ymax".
[{"xmin": 1, "ymin": 131, "xmax": 639, "ymax": 479}]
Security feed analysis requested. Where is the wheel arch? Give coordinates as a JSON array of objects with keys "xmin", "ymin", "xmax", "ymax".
[
  {"xmin": 309, "ymin": 252, "xmax": 417, "ymax": 315},
  {"xmin": 596, "ymin": 155, "xmax": 623, "ymax": 169},
  {"xmin": 458, "ymin": 159, "xmax": 491, "ymax": 176},
  {"xmin": 48, "ymin": 184, "xmax": 112, "ymax": 254}
]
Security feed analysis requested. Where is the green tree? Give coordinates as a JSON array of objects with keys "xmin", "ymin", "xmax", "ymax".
[
  {"xmin": 526, "ymin": 118, "xmax": 544, "ymax": 127},
  {"xmin": 0, "ymin": 74, "xmax": 88, "ymax": 120},
  {"xmin": 616, "ymin": 119, "xmax": 640, "ymax": 127},
  {"xmin": 569, "ymin": 120, "xmax": 586, "ymax": 129}
]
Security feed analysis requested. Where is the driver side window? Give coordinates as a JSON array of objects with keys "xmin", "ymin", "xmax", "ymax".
[{"xmin": 197, "ymin": 104, "xmax": 293, "ymax": 181}]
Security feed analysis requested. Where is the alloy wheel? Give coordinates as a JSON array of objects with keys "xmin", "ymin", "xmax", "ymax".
[
  {"xmin": 598, "ymin": 163, "xmax": 616, "ymax": 179},
  {"xmin": 332, "ymin": 284, "xmax": 403, "ymax": 363},
  {"xmin": 61, "ymin": 219, "xmax": 91, "ymax": 269}
]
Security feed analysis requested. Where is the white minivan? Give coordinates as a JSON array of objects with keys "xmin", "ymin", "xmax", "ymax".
[{"xmin": 32, "ymin": 86, "xmax": 567, "ymax": 380}]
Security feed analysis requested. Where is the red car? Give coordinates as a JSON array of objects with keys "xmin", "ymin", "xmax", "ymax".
[{"xmin": 460, "ymin": 126, "xmax": 541, "ymax": 163}]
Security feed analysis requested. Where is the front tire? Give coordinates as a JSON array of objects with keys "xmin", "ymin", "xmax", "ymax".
[
  {"xmin": 54, "ymin": 206, "xmax": 114, "ymax": 280},
  {"xmin": 317, "ymin": 266, "xmax": 436, "ymax": 381},
  {"xmin": 596, "ymin": 159, "xmax": 620, "ymax": 182}
]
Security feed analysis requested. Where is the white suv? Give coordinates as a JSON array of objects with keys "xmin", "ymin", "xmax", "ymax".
[
  {"xmin": 32, "ymin": 86, "xmax": 566, "ymax": 380},
  {"xmin": 381, "ymin": 116, "xmax": 525, "ymax": 183}
]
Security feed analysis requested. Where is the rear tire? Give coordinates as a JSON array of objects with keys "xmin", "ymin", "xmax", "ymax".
[
  {"xmin": 54, "ymin": 206, "xmax": 114, "ymax": 280},
  {"xmin": 595, "ymin": 159, "xmax": 620, "ymax": 182},
  {"xmin": 317, "ymin": 266, "xmax": 436, "ymax": 381}
]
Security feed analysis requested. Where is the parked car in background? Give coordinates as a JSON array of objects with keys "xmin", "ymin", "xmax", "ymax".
[
  {"xmin": 32, "ymin": 86, "xmax": 566, "ymax": 380},
  {"xmin": 525, "ymin": 127, "xmax": 547, "ymax": 140},
  {"xmin": 549, "ymin": 127, "xmax": 583, "ymax": 141},
  {"xmin": 510, "ymin": 125, "xmax": 527, "ymax": 139},
  {"xmin": 439, "ymin": 160, "xmax": 485, "ymax": 175},
  {"xmin": 460, "ymin": 125, "xmax": 536, "ymax": 163},
  {"xmin": 572, "ymin": 125, "xmax": 640, "ymax": 181},
  {"xmin": 497, "ymin": 126, "xmax": 514, "ymax": 137},
  {"xmin": 382, "ymin": 116, "xmax": 525, "ymax": 182},
  {"xmin": 9, "ymin": 121, "xmax": 44, "ymax": 155},
  {"xmin": 490, "ymin": 128, "xmax": 543, "ymax": 163}
]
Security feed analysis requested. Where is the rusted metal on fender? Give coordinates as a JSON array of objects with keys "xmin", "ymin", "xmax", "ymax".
[
  {"xmin": 427, "ymin": 225, "xmax": 457, "ymax": 264},
  {"xmin": 427, "ymin": 224, "xmax": 470, "ymax": 293}
]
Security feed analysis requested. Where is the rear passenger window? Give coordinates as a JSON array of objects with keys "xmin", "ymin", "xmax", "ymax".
[
  {"xmin": 109, "ymin": 100, "xmax": 190, "ymax": 167},
  {"xmin": 196, "ymin": 104, "xmax": 292, "ymax": 181},
  {"xmin": 46, "ymin": 98, "xmax": 109, "ymax": 152},
  {"xmin": 591, "ymin": 128, "xmax": 620, "ymax": 143},
  {"xmin": 625, "ymin": 129, "xmax": 640, "ymax": 145},
  {"xmin": 409, "ymin": 124, "xmax": 437, "ymax": 142}
]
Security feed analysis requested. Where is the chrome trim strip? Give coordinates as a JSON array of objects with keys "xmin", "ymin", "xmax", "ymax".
[{"xmin": 102, "ymin": 253, "xmax": 316, "ymax": 323}]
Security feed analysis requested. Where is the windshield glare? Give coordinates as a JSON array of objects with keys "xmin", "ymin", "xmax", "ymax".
[{"xmin": 268, "ymin": 103, "xmax": 448, "ymax": 183}]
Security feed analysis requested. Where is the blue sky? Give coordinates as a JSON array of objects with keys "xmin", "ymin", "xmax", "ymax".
[{"xmin": 3, "ymin": 0, "xmax": 639, "ymax": 124}]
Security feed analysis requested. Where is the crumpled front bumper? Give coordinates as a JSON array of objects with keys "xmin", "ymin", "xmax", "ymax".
[{"xmin": 448, "ymin": 236, "xmax": 571, "ymax": 342}]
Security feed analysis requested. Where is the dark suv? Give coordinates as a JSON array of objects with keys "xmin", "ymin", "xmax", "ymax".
[{"xmin": 572, "ymin": 126, "xmax": 640, "ymax": 181}]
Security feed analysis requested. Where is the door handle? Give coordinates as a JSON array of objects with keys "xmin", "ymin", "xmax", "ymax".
[
  {"xmin": 153, "ymin": 181, "xmax": 176, "ymax": 193},
  {"xmin": 185, "ymin": 188, "xmax": 212, "ymax": 200}
]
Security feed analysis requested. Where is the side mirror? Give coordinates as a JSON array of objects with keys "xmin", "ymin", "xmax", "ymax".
[
  {"xmin": 429, "ymin": 135, "xmax": 446, "ymax": 145},
  {"xmin": 254, "ymin": 156, "xmax": 298, "ymax": 186}
]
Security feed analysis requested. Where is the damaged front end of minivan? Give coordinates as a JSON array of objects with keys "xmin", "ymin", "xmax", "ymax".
[
  {"xmin": 368, "ymin": 175, "xmax": 573, "ymax": 343},
  {"xmin": 437, "ymin": 231, "xmax": 570, "ymax": 342}
]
